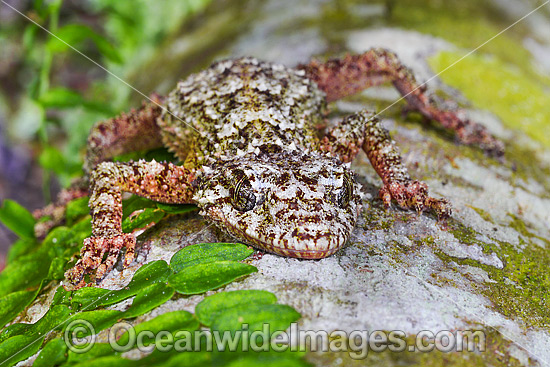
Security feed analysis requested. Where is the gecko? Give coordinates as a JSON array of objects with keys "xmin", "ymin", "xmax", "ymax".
[{"xmin": 59, "ymin": 49, "xmax": 503, "ymax": 287}]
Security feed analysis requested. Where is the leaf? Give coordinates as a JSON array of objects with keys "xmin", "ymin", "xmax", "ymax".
[
  {"xmin": 65, "ymin": 310, "xmax": 123, "ymax": 337},
  {"xmin": 38, "ymin": 146, "xmax": 66, "ymax": 174},
  {"xmin": 66, "ymin": 355, "xmax": 133, "ymax": 367},
  {"xmin": 66, "ymin": 343, "xmax": 120, "ymax": 364},
  {"xmin": 0, "ymin": 289, "xmax": 40, "ymax": 329},
  {"xmin": 0, "ymin": 252, "xmax": 51, "ymax": 297},
  {"xmin": 51, "ymin": 285, "xmax": 73, "ymax": 307},
  {"xmin": 118, "ymin": 259, "xmax": 173, "ymax": 298},
  {"xmin": 0, "ymin": 199, "xmax": 36, "ymax": 239},
  {"xmin": 211, "ymin": 303, "xmax": 301, "ymax": 341},
  {"xmin": 66, "ymin": 197, "xmax": 90, "ymax": 226},
  {"xmin": 48, "ymin": 256, "xmax": 71, "ymax": 280},
  {"xmin": 224, "ymin": 355, "xmax": 311, "ymax": 367},
  {"xmin": 5, "ymin": 238, "xmax": 39, "ymax": 264},
  {"xmin": 121, "ymin": 208, "xmax": 165, "ymax": 233},
  {"xmin": 42, "ymin": 226, "xmax": 75, "ymax": 257},
  {"xmin": 156, "ymin": 202, "xmax": 198, "ymax": 214},
  {"xmin": 71, "ymin": 260, "xmax": 172, "ymax": 310},
  {"xmin": 31, "ymin": 304, "xmax": 72, "ymax": 335},
  {"xmin": 116, "ymin": 310, "xmax": 198, "ymax": 347},
  {"xmin": 47, "ymin": 24, "xmax": 122, "ymax": 64},
  {"xmin": 196, "ymin": 290, "xmax": 277, "ymax": 327},
  {"xmin": 122, "ymin": 196, "xmax": 158, "ymax": 219},
  {"xmin": 37, "ymin": 87, "xmax": 84, "ymax": 109},
  {"xmin": 146, "ymin": 349, "xmax": 211, "ymax": 367},
  {"xmin": 33, "ymin": 338, "xmax": 67, "ymax": 367},
  {"xmin": 90, "ymin": 31, "xmax": 123, "ymax": 64},
  {"xmin": 0, "ymin": 334, "xmax": 44, "ymax": 367},
  {"xmin": 122, "ymin": 283, "xmax": 175, "ymax": 318},
  {"xmin": 1, "ymin": 305, "xmax": 71, "ymax": 343},
  {"xmin": 169, "ymin": 243, "xmax": 253, "ymax": 273},
  {"xmin": 70, "ymin": 287, "xmax": 111, "ymax": 310},
  {"xmin": 168, "ymin": 261, "xmax": 257, "ymax": 295}
]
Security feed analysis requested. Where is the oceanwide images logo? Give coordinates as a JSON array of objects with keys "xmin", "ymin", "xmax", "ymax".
[{"xmin": 65, "ymin": 320, "xmax": 487, "ymax": 359}]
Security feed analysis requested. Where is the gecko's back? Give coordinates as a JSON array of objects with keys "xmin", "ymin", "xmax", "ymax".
[{"xmin": 159, "ymin": 57, "xmax": 327, "ymax": 166}]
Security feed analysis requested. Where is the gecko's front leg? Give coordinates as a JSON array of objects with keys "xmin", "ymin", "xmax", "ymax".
[
  {"xmin": 321, "ymin": 111, "xmax": 450, "ymax": 218},
  {"xmin": 66, "ymin": 160, "xmax": 196, "ymax": 286}
]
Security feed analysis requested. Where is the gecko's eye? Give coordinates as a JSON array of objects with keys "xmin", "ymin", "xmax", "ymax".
[
  {"xmin": 230, "ymin": 170, "xmax": 256, "ymax": 212},
  {"xmin": 336, "ymin": 173, "xmax": 354, "ymax": 209}
]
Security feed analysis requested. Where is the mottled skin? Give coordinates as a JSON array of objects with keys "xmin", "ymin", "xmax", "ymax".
[{"xmin": 57, "ymin": 49, "xmax": 503, "ymax": 287}]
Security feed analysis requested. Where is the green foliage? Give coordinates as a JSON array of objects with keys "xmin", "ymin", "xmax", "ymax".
[
  {"xmin": 46, "ymin": 24, "xmax": 123, "ymax": 63},
  {"xmin": 116, "ymin": 311, "xmax": 199, "ymax": 348},
  {"xmin": 168, "ymin": 261, "xmax": 258, "ymax": 295},
  {"xmin": 0, "ymin": 200, "xmax": 36, "ymax": 239},
  {"xmin": 196, "ymin": 290, "xmax": 278, "ymax": 327},
  {"xmin": 170, "ymin": 242, "xmax": 254, "ymax": 272},
  {"xmin": 0, "ymin": 242, "xmax": 304, "ymax": 367},
  {"xmin": 34, "ymin": 338, "xmax": 67, "ymax": 367},
  {"xmin": 121, "ymin": 208, "xmax": 165, "ymax": 233},
  {"xmin": 0, "ymin": 288, "xmax": 42, "ymax": 329}
]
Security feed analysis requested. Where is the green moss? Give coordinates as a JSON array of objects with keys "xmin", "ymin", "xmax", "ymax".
[
  {"xmin": 466, "ymin": 205, "xmax": 494, "ymax": 224},
  {"xmin": 390, "ymin": 0, "xmax": 549, "ymax": 85},
  {"xmin": 428, "ymin": 51, "xmax": 550, "ymax": 147},
  {"xmin": 361, "ymin": 207, "xmax": 397, "ymax": 231},
  {"xmin": 437, "ymin": 219, "xmax": 550, "ymax": 329},
  {"xmin": 306, "ymin": 328, "xmax": 523, "ymax": 366}
]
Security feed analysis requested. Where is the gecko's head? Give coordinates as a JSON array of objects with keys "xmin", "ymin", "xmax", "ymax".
[{"xmin": 195, "ymin": 147, "xmax": 363, "ymax": 258}]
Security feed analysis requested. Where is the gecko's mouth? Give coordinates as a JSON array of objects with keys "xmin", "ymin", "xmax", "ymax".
[{"xmin": 205, "ymin": 206, "xmax": 351, "ymax": 258}]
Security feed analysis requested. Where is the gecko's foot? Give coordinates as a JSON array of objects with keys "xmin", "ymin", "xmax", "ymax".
[
  {"xmin": 380, "ymin": 180, "xmax": 451, "ymax": 219},
  {"xmin": 65, "ymin": 233, "xmax": 136, "ymax": 286}
]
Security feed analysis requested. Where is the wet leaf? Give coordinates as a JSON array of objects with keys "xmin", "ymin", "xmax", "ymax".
[
  {"xmin": 0, "ymin": 334, "xmax": 44, "ymax": 367},
  {"xmin": 71, "ymin": 260, "xmax": 172, "ymax": 310},
  {"xmin": 196, "ymin": 290, "xmax": 277, "ymax": 327},
  {"xmin": 121, "ymin": 208, "xmax": 165, "ymax": 233},
  {"xmin": 67, "ymin": 355, "xmax": 133, "ymax": 367},
  {"xmin": 156, "ymin": 203, "xmax": 197, "ymax": 214},
  {"xmin": 224, "ymin": 355, "xmax": 310, "ymax": 367},
  {"xmin": 5, "ymin": 238, "xmax": 39, "ymax": 264},
  {"xmin": 170, "ymin": 243, "xmax": 253, "ymax": 273},
  {"xmin": 33, "ymin": 338, "xmax": 67, "ymax": 367},
  {"xmin": 0, "ymin": 199, "xmax": 36, "ymax": 239},
  {"xmin": 65, "ymin": 310, "xmax": 123, "ymax": 337},
  {"xmin": 168, "ymin": 261, "xmax": 257, "ymax": 295},
  {"xmin": 66, "ymin": 343, "xmax": 120, "ymax": 364},
  {"xmin": 1, "ymin": 305, "xmax": 71, "ymax": 343},
  {"xmin": 211, "ymin": 303, "xmax": 301, "ymax": 339},
  {"xmin": 122, "ymin": 196, "xmax": 158, "ymax": 219},
  {"xmin": 0, "ymin": 251, "xmax": 50, "ymax": 297},
  {"xmin": 123, "ymin": 283, "xmax": 175, "ymax": 318},
  {"xmin": 0, "ymin": 289, "xmax": 41, "ymax": 329},
  {"xmin": 116, "ymin": 310, "xmax": 198, "ymax": 347},
  {"xmin": 66, "ymin": 197, "xmax": 91, "ymax": 226}
]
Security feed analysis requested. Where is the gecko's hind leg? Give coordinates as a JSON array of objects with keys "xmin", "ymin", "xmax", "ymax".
[
  {"xmin": 320, "ymin": 111, "xmax": 450, "ymax": 218},
  {"xmin": 84, "ymin": 95, "xmax": 165, "ymax": 173},
  {"xmin": 301, "ymin": 49, "xmax": 504, "ymax": 158}
]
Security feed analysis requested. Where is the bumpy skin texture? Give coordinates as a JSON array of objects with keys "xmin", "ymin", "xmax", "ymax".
[{"xmin": 64, "ymin": 51, "xmax": 503, "ymax": 286}]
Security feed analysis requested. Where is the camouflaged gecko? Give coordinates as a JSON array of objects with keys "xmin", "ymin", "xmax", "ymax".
[{"xmin": 62, "ymin": 49, "xmax": 503, "ymax": 286}]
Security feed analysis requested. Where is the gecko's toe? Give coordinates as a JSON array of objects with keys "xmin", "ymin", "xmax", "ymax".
[
  {"xmin": 381, "ymin": 180, "xmax": 451, "ymax": 219},
  {"xmin": 65, "ymin": 233, "xmax": 136, "ymax": 286}
]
